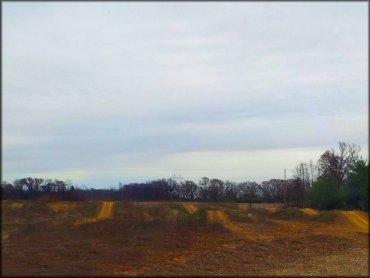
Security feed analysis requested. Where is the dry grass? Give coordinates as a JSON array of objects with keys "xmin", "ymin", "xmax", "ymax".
[{"xmin": 47, "ymin": 201, "xmax": 77, "ymax": 212}]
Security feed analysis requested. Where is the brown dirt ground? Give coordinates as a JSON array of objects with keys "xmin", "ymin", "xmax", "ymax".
[{"xmin": 1, "ymin": 201, "xmax": 368, "ymax": 276}]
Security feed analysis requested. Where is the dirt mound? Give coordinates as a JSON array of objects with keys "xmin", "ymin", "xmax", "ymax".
[
  {"xmin": 97, "ymin": 202, "xmax": 114, "ymax": 219},
  {"xmin": 340, "ymin": 211, "xmax": 368, "ymax": 233},
  {"xmin": 207, "ymin": 210, "xmax": 269, "ymax": 241},
  {"xmin": 301, "ymin": 208, "xmax": 319, "ymax": 215},
  {"xmin": 75, "ymin": 202, "xmax": 114, "ymax": 225},
  {"xmin": 207, "ymin": 210, "xmax": 228, "ymax": 224},
  {"xmin": 2, "ymin": 201, "xmax": 369, "ymax": 276},
  {"xmin": 183, "ymin": 204, "xmax": 198, "ymax": 214}
]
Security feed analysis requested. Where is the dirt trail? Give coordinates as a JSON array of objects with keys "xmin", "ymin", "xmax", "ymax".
[
  {"xmin": 183, "ymin": 204, "xmax": 198, "ymax": 214},
  {"xmin": 301, "ymin": 208, "xmax": 319, "ymax": 215},
  {"xmin": 75, "ymin": 202, "xmax": 114, "ymax": 225},
  {"xmin": 97, "ymin": 202, "xmax": 114, "ymax": 219},
  {"xmin": 340, "ymin": 211, "xmax": 368, "ymax": 232},
  {"xmin": 207, "ymin": 210, "xmax": 228, "ymax": 224}
]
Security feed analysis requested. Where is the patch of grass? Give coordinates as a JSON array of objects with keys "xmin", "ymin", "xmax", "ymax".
[
  {"xmin": 172, "ymin": 203, "xmax": 190, "ymax": 219},
  {"xmin": 191, "ymin": 208, "xmax": 207, "ymax": 224},
  {"xmin": 172, "ymin": 204, "xmax": 207, "ymax": 225},
  {"xmin": 250, "ymin": 207, "xmax": 270, "ymax": 216},
  {"xmin": 226, "ymin": 209, "xmax": 251, "ymax": 222},
  {"xmin": 113, "ymin": 201, "xmax": 125, "ymax": 215},
  {"xmin": 275, "ymin": 207, "xmax": 304, "ymax": 219},
  {"xmin": 148, "ymin": 203, "xmax": 173, "ymax": 220},
  {"xmin": 83, "ymin": 202, "xmax": 100, "ymax": 217},
  {"xmin": 316, "ymin": 210, "xmax": 337, "ymax": 222}
]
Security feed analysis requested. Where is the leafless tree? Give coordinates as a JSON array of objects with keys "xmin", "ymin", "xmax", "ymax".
[{"xmin": 317, "ymin": 142, "xmax": 360, "ymax": 186}]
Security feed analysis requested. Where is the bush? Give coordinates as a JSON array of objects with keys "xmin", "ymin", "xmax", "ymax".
[{"xmin": 344, "ymin": 160, "xmax": 369, "ymax": 211}]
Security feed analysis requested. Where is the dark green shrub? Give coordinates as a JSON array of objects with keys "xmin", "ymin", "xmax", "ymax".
[{"xmin": 306, "ymin": 176, "xmax": 345, "ymax": 210}]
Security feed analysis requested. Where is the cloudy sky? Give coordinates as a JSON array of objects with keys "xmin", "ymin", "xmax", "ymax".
[{"xmin": 3, "ymin": 2, "xmax": 368, "ymax": 187}]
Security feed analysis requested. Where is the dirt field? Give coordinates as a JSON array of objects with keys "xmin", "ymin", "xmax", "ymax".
[{"xmin": 1, "ymin": 200, "xmax": 368, "ymax": 276}]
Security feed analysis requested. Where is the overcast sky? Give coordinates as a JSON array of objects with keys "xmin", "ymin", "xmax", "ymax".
[{"xmin": 3, "ymin": 2, "xmax": 368, "ymax": 188}]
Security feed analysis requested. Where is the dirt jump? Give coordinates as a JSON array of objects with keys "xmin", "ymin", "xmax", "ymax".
[
  {"xmin": 75, "ymin": 201, "xmax": 114, "ymax": 225},
  {"xmin": 340, "ymin": 211, "xmax": 368, "ymax": 233},
  {"xmin": 301, "ymin": 208, "xmax": 319, "ymax": 215},
  {"xmin": 206, "ymin": 210, "xmax": 269, "ymax": 241},
  {"xmin": 207, "ymin": 210, "xmax": 229, "ymax": 224},
  {"xmin": 183, "ymin": 204, "xmax": 198, "ymax": 214},
  {"xmin": 97, "ymin": 202, "xmax": 114, "ymax": 219}
]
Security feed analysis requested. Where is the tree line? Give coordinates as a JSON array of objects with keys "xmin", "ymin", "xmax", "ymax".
[
  {"xmin": 1, "ymin": 176, "xmax": 306, "ymax": 205},
  {"xmin": 1, "ymin": 142, "xmax": 368, "ymax": 211}
]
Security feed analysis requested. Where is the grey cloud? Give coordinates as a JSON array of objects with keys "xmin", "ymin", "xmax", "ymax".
[{"xmin": 3, "ymin": 2, "xmax": 367, "ymax": 186}]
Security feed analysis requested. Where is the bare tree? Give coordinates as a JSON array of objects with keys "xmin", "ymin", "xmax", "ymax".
[{"xmin": 317, "ymin": 142, "xmax": 360, "ymax": 186}]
